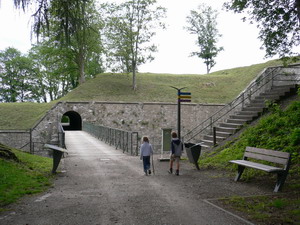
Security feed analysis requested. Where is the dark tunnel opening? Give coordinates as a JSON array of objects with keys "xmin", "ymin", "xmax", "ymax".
[{"xmin": 61, "ymin": 111, "xmax": 82, "ymax": 130}]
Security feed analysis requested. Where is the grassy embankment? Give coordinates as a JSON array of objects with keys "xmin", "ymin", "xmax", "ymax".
[
  {"xmin": 199, "ymin": 95, "xmax": 300, "ymax": 224},
  {"xmin": 0, "ymin": 143, "xmax": 53, "ymax": 211}
]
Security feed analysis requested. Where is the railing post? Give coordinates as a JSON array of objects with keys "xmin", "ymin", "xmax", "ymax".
[
  {"xmin": 30, "ymin": 128, "xmax": 33, "ymax": 154},
  {"xmin": 213, "ymin": 127, "xmax": 217, "ymax": 147}
]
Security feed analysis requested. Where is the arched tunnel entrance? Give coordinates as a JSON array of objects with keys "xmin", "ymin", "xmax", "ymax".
[{"xmin": 61, "ymin": 111, "xmax": 82, "ymax": 130}]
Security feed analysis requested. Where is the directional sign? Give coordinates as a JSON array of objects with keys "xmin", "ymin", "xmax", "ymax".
[
  {"xmin": 170, "ymin": 86, "xmax": 191, "ymax": 138},
  {"xmin": 178, "ymin": 91, "xmax": 191, "ymax": 102},
  {"xmin": 179, "ymin": 99, "xmax": 191, "ymax": 102},
  {"xmin": 179, "ymin": 92, "xmax": 191, "ymax": 96}
]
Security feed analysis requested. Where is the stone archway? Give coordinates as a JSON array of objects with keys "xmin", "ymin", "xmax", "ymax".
[{"xmin": 62, "ymin": 111, "xmax": 82, "ymax": 130}]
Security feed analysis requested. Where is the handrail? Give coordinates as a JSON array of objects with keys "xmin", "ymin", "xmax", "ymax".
[
  {"xmin": 183, "ymin": 65, "xmax": 300, "ymax": 143},
  {"xmin": 82, "ymin": 122, "xmax": 139, "ymax": 156}
]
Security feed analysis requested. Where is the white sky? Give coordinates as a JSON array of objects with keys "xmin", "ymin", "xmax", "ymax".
[{"xmin": 0, "ymin": 0, "xmax": 278, "ymax": 74}]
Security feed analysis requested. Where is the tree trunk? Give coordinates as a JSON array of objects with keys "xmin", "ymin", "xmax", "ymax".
[
  {"xmin": 132, "ymin": 68, "xmax": 137, "ymax": 91},
  {"xmin": 132, "ymin": 60, "xmax": 137, "ymax": 90},
  {"xmin": 78, "ymin": 49, "xmax": 85, "ymax": 85}
]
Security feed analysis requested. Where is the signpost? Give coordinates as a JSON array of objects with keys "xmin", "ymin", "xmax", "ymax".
[{"xmin": 170, "ymin": 86, "xmax": 191, "ymax": 139}]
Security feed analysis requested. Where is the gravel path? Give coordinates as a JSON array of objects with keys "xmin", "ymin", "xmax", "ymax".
[{"xmin": 0, "ymin": 131, "xmax": 270, "ymax": 225}]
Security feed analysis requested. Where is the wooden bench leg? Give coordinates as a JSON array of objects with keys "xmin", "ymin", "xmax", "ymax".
[
  {"xmin": 234, "ymin": 165, "xmax": 245, "ymax": 181},
  {"xmin": 274, "ymin": 172, "xmax": 288, "ymax": 192}
]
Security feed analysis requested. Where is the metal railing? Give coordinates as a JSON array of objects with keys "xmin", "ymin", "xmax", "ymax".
[
  {"xmin": 83, "ymin": 122, "xmax": 139, "ymax": 156},
  {"xmin": 183, "ymin": 65, "xmax": 300, "ymax": 143}
]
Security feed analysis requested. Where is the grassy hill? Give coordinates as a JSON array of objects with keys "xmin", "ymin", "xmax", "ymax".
[
  {"xmin": 60, "ymin": 60, "xmax": 283, "ymax": 103},
  {"xmin": 0, "ymin": 59, "xmax": 287, "ymax": 130}
]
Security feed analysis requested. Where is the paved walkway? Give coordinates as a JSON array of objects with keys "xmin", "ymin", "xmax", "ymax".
[{"xmin": 0, "ymin": 131, "xmax": 266, "ymax": 225}]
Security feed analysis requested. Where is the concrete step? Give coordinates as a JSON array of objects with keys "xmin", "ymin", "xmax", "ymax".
[
  {"xmin": 220, "ymin": 122, "xmax": 242, "ymax": 129},
  {"xmin": 241, "ymin": 106, "xmax": 264, "ymax": 112},
  {"xmin": 236, "ymin": 111, "xmax": 259, "ymax": 117},
  {"xmin": 254, "ymin": 95, "xmax": 280, "ymax": 101},
  {"xmin": 199, "ymin": 139, "xmax": 214, "ymax": 147},
  {"xmin": 216, "ymin": 126, "xmax": 237, "ymax": 134},
  {"xmin": 230, "ymin": 114, "xmax": 254, "ymax": 121},
  {"xmin": 203, "ymin": 135, "xmax": 225, "ymax": 142},
  {"xmin": 215, "ymin": 131, "xmax": 232, "ymax": 138},
  {"xmin": 246, "ymin": 102, "xmax": 266, "ymax": 108},
  {"xmin": 226, "ymin": 118, "xmax": 248, "ymax": 125},
  {"xmin": 271, "ymin": 84, "xmax": 297, "ymax": 91}
]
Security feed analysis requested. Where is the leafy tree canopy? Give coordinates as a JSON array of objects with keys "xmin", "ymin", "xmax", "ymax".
[
  {"xmin": 224, "ymin": 0, "xmax": 300, "ymax": 60},
  {"xmin": 185, "ymin": 4, "xmax": 223, "ymax": 74}
]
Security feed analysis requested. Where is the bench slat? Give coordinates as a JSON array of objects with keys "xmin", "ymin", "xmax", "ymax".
[
  {"xmin": 246, "ymin": 147, "xmax": 290, "ymax": 158},
  {"xmin": 44, "ymin": 144, "xmax": 68, "ymax": 153},
  {"xmin": 230, "ymin": 160, "xmax": 284, "ymax": 173},
  {"xmin": 244, "ymin": 152, "xmax": 289, "ymax": 165}
]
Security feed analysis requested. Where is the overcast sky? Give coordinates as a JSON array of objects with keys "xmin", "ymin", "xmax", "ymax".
[{"xmin": 0, "ymin": 0, "xmax": 279, "ymax": 74}]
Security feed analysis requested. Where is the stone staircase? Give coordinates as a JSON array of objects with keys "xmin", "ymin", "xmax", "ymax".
[{"xmin": 199, "ymin": 84, "xmax": 298, "ymax": 150}]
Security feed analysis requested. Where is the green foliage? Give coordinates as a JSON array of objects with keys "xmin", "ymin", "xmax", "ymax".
[
  {"xmin": 199, "ymin": 99, "xmax": 300, "ymax": 176},
  {"xmin": 0, "ymin": 146, "xmax": 52, "ymax": 207},
  {"xmin": 185, "ymin": 4, "xmax": 223, "ymax": 74},
  {"xmin": 224, "ymin": 0, "xmax": 300, "ymax": 59},
  {"xmin": 221, "ymin": 195, "xmax": 300, "ymax": 224},
  {"xmin": 100, "ymin": 0, "xmax": 167, "ymax": 90},
  {"xmin": 0, "ymin": 47, "xmax": 40, "ymax": 102}
]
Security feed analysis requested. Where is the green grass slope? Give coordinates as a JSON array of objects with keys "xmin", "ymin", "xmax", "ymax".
[
  {"xmin": 199, "ymin": 98, "xmax": 300, "ymax": 176},
  {"xmin": 0, "ymin": 103, "xmax": 54, "ymax": 130},
  {"xmin": 0, "ymin": 143, "xmax": 53, "ymax": 210},
  {"xmin": 60, "ymin": 60, "xmax": 283, "ymax": 103},
  {"xmin": 198, "ymin": 96, "xmax": 300, "ymax": 224}
]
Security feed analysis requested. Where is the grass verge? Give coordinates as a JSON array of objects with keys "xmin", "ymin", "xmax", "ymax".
[
  {"xmin": 0, "ymin": 145, "xmax": 53, "ymax": 211},
  {"xmin": 218, "ymin": 193, "xmax": 300, "ymax": 224}
]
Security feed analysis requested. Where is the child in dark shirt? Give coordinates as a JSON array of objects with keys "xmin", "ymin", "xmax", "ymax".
[{"xmin": 168, "ymin": 132, "xmax": 183, "ymax": 176}]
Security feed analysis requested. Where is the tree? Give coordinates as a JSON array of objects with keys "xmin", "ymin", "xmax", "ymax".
[
  {"xmin": 12, "ymin": 0, "xmax": 104, "ymax": 85},
  {"xmin": 0, "ymin": 47, "xmax": 38, "ymax": 102},
  {"xmin": 101, "ymin": 0, "xmax": 166, "ymax": 90},
  {"xmin": 185, "ymin": 4, "xmax": 223, "ymax": 74},
  {"xmin": 28, "ymin": 43, "xmax": 75, "ymax": 102},
  {"xmin": 224, "ymin": 0, "xmax": 300, "ymax": 60}
]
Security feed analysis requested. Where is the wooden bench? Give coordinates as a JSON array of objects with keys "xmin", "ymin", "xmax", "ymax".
[
  {"xmin": 230, "ymin": 147, "xmax": 291, "ymax": 192},
  {"xmin": 44, "ymin": 144, "xmax": 68, "ymax": 174}
]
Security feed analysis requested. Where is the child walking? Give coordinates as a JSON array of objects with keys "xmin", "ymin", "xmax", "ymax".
[
  {"xmin": 168, "ymin": 131, "xmax": 183, "ymax": 176},
  {"xmin": 140, "ymin": 136, "xmax": 153, "ymax": 176}
]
